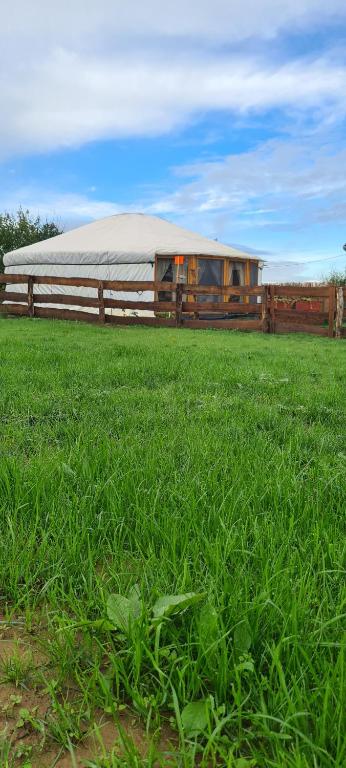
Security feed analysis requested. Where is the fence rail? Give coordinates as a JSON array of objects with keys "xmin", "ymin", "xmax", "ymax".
[{"xmin": 0, "ymin": 274, "xmax": 345, "ymax": 338}]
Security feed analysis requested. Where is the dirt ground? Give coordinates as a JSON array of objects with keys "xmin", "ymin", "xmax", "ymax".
[{"xmin": 0, "ymin": 619, "xmax": 177, "ymax": 767}]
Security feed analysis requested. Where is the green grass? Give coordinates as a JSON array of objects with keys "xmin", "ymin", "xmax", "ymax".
[{"xmin": 0, "ymin": 318, "xmax": 345, "ymax": 766}]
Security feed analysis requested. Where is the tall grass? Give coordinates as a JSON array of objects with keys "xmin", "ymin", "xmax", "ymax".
[{"xmin": 0, "ymin": 319, "xmax": 345, "ymax": 765}]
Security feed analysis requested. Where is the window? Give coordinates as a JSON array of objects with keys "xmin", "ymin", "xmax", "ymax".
[
  {"xmin": 232, "ymin": 268, "xmax": 241, "ymax": 286},
  {"xmin": 229, "ymin": 261, "xmax": 245, "ymax": 303},
  {"xmin": 249, "ymin": 262, "xmax": 259, "ymax": 305},
  {"xmin": 157, "ymin": 258, "xmax": 174, "ymax": 301},
  {"xmin": 157, "ymin": 257, "xmax": 187, "ymax": 301},
  {"xmin": 230, "ymin": 261, "xmax": 245, "ymax": 286},
  {"xmin": 155, "ymin": 256, "xmax": 259, "ymax": 306},
  {"xmin": 197, "ymin": 258, "xmax": 223, "ymax": 303},
  {"xmin": 250, "ymin": 262, "xmax": 258, "ymax": 287}
]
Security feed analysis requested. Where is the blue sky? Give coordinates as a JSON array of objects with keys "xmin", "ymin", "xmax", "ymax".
[{"xmin": 1, "ymin": 1, "xmax": 346, "ymax": 281}]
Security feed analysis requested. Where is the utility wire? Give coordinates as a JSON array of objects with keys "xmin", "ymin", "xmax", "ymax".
[{"xmin": 265, "ymin": 252, "xmax": 345, "ymax": 267}]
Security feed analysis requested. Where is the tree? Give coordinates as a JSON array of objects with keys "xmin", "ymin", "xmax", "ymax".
[
  {"xmin": 0, "ymin": 208, "xmax": 63, "ymax": 273},
  {"xmin": 323, "ymin": 265, "xmax": 346, "ymax": 286}
]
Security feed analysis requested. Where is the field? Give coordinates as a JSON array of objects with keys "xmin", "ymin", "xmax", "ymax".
[{"xmin": 0, "ymin": 318, "xmax": 345, "ymax": 767}]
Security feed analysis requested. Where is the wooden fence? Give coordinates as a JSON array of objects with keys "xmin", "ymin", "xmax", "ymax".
[{"xmin": 0, "ymin": 274, "xmax": 345, "ymax": 338}]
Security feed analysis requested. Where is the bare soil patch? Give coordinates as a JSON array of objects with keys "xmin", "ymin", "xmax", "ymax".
[{"xmin": 0, "ymin": 619, "xmax": 177, "ymax": 767}]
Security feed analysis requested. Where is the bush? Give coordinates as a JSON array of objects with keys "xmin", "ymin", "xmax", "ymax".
[
  {"xmin": 323, "ymin": 265, "xmax": 346, "ymax": 286},
  {"xmin": 0, "ymin": 208, "xmax": 63, "ymax": 273}
]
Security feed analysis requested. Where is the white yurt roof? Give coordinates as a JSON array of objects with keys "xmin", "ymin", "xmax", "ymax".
[{"xmin": 4, "ymin": 213, "xmax": 256, "ymax": 267}]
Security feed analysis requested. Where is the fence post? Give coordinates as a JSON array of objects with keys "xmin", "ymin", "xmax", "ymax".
[
  {"xmin": 261, "ymin": 285, "xmax": 269, "ymax": 333},
  {"xmin": 27, "ymin": 276, "xmax": 34, "ymax": 317},
  {"xmin": 328, "ymin": 285, "xmax": 336, "ymax": 338},
  {"xmin": 98, "ymin": 281, "xmax": 105, "ymax": 323},
  {"xmin": 175, "ymin": 283, "xmax": 183, "ymax": 327},
  {"xmin": 335, "ymin": 287, "xmax": 344, "ymax": 338},
  {"xmin": 268, "ymin": 285, "xmax": 275, "ymax": 333}
]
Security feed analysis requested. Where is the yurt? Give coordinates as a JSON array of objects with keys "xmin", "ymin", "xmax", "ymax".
[{"xmin": 4, "ymin": 213, "xmax": 262, "ymax": 315}]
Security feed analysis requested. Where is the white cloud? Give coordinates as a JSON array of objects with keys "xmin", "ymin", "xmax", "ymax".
[
  {"xmin": 2, "ymin": 1, "xmax": 345, "ymax": 49},
  {"xmin": 147, "ymin": 136, "xmax": 346, "ymax": 225},
  {"xmin": 2, "ymin": 132, "xmax": 346, "ymax": 230},
  {"xmin": 4, "ymin": 131, "xmax": 346, "ymax": 228},
  {"xmin": 1, "ymin": 50, "xmax": 345, "ymax": 158},
  {"xmin": 0, "ymin": 1, "xmax": 346, "ymax": 157},
  {"xmin": 0, "ymin": 188, "xmax": 122, "ymax": 223}
]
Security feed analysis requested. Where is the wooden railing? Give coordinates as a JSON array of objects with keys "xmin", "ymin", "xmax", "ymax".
[
  {"xmin": 0, "ymin": 274, "xmax": 345, "ymax": 338},
  {"xmin": 341, "ymin": 287, "xmax": 346, "ymax": 339}
]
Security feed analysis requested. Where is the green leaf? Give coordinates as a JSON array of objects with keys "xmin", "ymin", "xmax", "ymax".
[
  {"xmin": 181, "ymin": 700, "xmax": 209, "ymax": 736},
  {"xmin": 88, "ymin": 618, "xmax": 116, "ymax": 632},
  {"xmin": 199, "ymin": 603, "xmax": 219, "ymax": 646},
  {"xmin": 61, "ymin": 463, "xmax": 76, "ymax": 478},
  {"xmin": 198, "ymin": 603, "xmax": 219, "ymax": 671},
  {"xmin": 234, "ymin": 620, "xmax": 252, "ymax": 653},
  {"xmin": 235, "ymin": 658, "xmax": 255, "ymax": 674},
  {"xmin": 153, "ymin": 592, "xmax": 206, "ymax": 619},
  {"xmin": 128, "ymin": 583, "xmax": 141, "ymax": 601},
  {"xmin": 19, "ymin": 707, "xmax": 30, "ymax": 720},
  {"xmin": 9, "ymin": 694, "xmax": 22, "ymax": 705},
  {"xmin": 107, "ymin": 591, "xmax": 141, "ymax": 633}
]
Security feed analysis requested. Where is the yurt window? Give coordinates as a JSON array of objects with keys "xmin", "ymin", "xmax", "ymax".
[
  {"xmin": 250, "ymin": 262, "xmax": 258, "ymax": 286},
  {"xmin": 229, "ymin": 261, "xmax": 245, "ymax": 286},
  {"xmin": 157, "ymin": 257, "xmax": 174, "ymax": 283},
  {"xmin": 229, "ymin": 261, "xmax": 245, "ymax": 303},
  {"xmin": 196, "ymin": 257, "xmax": 223, "ymax": 303},
  {"xmin": 249, "ymin": 262, "xmax": 259, "ymax": 304},
  {"xmin": 157, "ymin": 256, "xmax": 187, "ymax": 301}
]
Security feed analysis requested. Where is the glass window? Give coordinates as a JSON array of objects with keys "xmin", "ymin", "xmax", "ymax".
[
  {"xmin": 197, "ymin": 258, "xmax": 223, "ymax": 303},
  {"xmin": 157, "ymin": 258, "xmax": 173, "ymax": 282},
  {"xmin": 157, "ymin": 257, "xmax": 187, "ymax": 301},
  {"xmin": 249, "ymin": 262, "xmax": 259, "ymax": 304},
  {"xmin": 230, "ymin": 261, "xmax": 245, "ymax": 286},
  {"xmin": 250, "ymin": 262, "xmax": 258, "ymax": 287},
  {"xmin": 157, "ymin": 258, "xmax": 174, "ymax": 301},
  {"xmin": 229, "ymin": 261, "xmax": 245, "ymax": 304},
  {"xmin": 232, "ymin": 268, "xmax": 241, "ymax": 286}
]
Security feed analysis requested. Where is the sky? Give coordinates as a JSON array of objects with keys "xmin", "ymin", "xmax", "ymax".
[{"xmin": 1, "ymin": 1, "xmax": 346, "ymax": 281}]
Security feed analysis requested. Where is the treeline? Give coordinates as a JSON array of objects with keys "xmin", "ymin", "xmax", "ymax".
[{"xmin": 0, "ymin": 208, "xmax": 62, "ymax": 272}]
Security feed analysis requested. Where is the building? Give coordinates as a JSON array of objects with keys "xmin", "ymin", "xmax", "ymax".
[{"xmin": 4, "ymin": 213, "xmax": 262, "ymax": 314}]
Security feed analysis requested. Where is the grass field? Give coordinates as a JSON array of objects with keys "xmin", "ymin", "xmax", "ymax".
[{"xmin": 0, "ymin": 318, "xmax": 345, "ymax": 767}]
